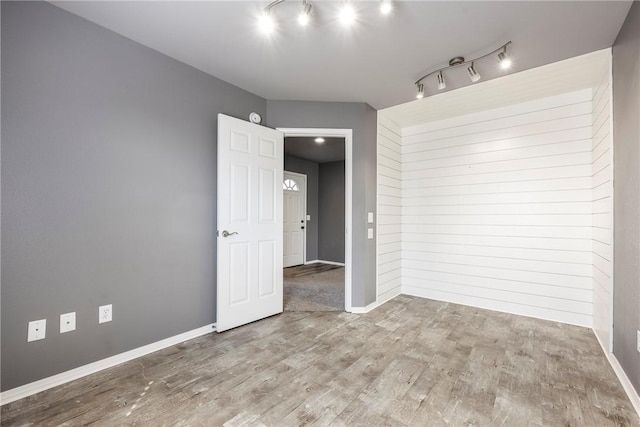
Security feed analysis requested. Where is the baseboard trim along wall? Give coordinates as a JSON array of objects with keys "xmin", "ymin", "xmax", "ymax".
[
  {"xmin": 594, "ymin": 330, "xmax": 640, "ymax": 418},
  {"xmin": 351, "ymin": 299, "xmax": 383, "ymax": 314},
  {"xmin": 351, "ymin": 291, "xmax": 402, "ymax": 313},
  {"xmin": 402, "ymin": 286, "xmax": 591, "ymax": 328},
  {"xmin": 609, "ymin": 353, "xmax": 640, "ymax": 417},
  {"xmin": 0, "ymin": 323, "xmax": 216, "ymax": 406},
  {"xmin": 304, "ymin": 259, "xmax": 346, "ymax": 267}
]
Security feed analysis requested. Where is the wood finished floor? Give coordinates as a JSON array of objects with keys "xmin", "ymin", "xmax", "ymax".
[{"xmin": 2, "ymin": 295, "xmax": 638, "ymax": 427}]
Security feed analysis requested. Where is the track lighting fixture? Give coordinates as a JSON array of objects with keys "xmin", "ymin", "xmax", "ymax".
[
  {"xmin": 467, "ymin": 63, "xmax": 481, "ymax": 82},
  {"xmin": 380, "ymin": 0, "xmax": 392, "ymax": 15},
  {"xmin": 413, "ymin": 41, "xmax": 512, "ymax": 100},
  {"xmin": 298, "ymin": 0, "xmax": 312, "ymax": 26},
  {"xmin": 437, "ymin": 71, "xmax": 446, "ymax": 90},
  {"xmin": 258, "ymin": 0, "xmax": 391, "ymax": 34}
]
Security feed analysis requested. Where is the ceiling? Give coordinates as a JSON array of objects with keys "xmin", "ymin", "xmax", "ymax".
[
  {"xmin": 51, "ymin": 1, "xmax": 632, "ymax": 110},
  {"xmin": 285, "ymin": 137, "xmax": 345, "ymax": 163}
]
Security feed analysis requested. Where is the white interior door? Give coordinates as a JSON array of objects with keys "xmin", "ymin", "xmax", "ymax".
[
  {"xmin": 217, "ymin": 114, "xmax": 283, "ymax": 332},
  {"xmin": 283, "ymin": 171, "xmax": 306, "ymax": 267}
]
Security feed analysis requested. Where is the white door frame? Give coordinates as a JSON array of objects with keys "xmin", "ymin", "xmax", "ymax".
[
  {"xmin": 278, "ymin": 127, "xmax": 353, "ymax": 313},
  {"xmin": 283, "ymin": 170, "xmax": 307, "ymax": 266}
]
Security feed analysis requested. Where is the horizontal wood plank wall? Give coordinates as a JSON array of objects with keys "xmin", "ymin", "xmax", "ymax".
[
  {"xmin": 592, "ymin": 64, "xmax": 614, "ymax": 351},
  {"xmin": 377, "ymin": 115, "xmax": 403, "ymax": 304},
  {"xmin": 398, "ymin": 89, "xmax": 594, "ymax": 327}
]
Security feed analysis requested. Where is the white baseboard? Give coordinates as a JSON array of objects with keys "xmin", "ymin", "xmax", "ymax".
[
  {"xmin": 351, "ymin": 299, "xmax": 382, "ymax": 313},
  {"xmin": 0, "ymin": 323, "xmax": 216, "ymax": 406},
  {"xmin": 305, "ymin": 259, "xmax": 345, "ymax": 267},
  {"xmin": 593, "ymin": 331, "xmax": 640, "ymax": 418}
]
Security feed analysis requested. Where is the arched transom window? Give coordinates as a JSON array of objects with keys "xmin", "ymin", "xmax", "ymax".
[{"xmin": 283, "ymin": 178, "xmax": 299, "ymax": 191}]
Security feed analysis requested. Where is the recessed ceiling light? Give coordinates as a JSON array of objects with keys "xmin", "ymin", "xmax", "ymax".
[
  {"xmin": 339, "ymin": 4, "xmax": 356, "ymax": 26},
  {"xmin": 315, "ymin": 137, "xmax": 325, "ymax": 143}
]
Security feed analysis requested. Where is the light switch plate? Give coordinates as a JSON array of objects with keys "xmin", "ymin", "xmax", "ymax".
[
  {"xmin": 60, "ymin": 312, "xmax": 76, "ymax": 333},
  {"xmin": 368, "ymin": 228, "xmax": 374, "ymax": 239},
  {"xmin": 28, "ymin": 319, "xmax": 47, "ymax": 342},
  {"xmin": 306, "ymin": 215, "xmax": 311, "ymax": 221},
  {"xmin": 368, "ymin": 212, "xmax": 374, "ymax": 223},
  {"xmin": 637, "ymin": 330, "xmax": 640, "ymax": 353}
]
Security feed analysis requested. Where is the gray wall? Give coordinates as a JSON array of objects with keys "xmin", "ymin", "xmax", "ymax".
[
  {"xmin": 1, "ymin": 1, "xmax": 266, "ymax": 391},
  {"xmin": 612, "ymin": 1, "xmax": 640, "ymax": 395},
  {"xmin": 266, "ymin": 101, "xmax": 378, "ymax": 307},
  {"xmin": 284, "ymin": 154, "xmax": 319, "ymax": 262},
  {"xmin": 319, "ymin": 161, "xmax": 345, "ymax": 263}
]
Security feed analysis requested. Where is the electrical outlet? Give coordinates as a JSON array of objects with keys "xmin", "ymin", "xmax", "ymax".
[
  {"xmin": 60, "ymin": 312, "xmax": 76, "ymax": 333},
  {"xmin": 27, "ymin": 319, "xmax": 47, "ymax": 342},
  {"xmin": 99, "ymin": 304, "xmax": 112, "ymax": 324}
]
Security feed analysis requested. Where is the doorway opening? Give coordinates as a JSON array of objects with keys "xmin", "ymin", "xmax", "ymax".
[{"xmin": 279, "ymin": 128, "xmax": 353, "ymax": 313}]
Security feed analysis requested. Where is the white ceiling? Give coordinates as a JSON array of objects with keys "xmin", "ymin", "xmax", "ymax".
[{"xmin": 51, "ymin": 1, "xmax": 631, "ymax": 110}]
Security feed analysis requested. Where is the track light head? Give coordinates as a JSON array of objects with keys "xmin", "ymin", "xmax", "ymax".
[
  {"xmin": 498, "ymin": 51, "xmax": 511, "ymax": 70},
  {"xmin": 298, "ymin": 1, "xmax": 312, "ymax": 26},
  {"xmin": 339, "ymin": 4, "xmax": 356, "ymax": 26},
  {"xmin": 467, "ymin": 63, "xmax": 481, "ymax": 83},
  {"xmin": 380, "ymin": 0, "xmax": 392, "ymax": 15},
  {"xmin": 416, "ymin": 83, "xmax": 424, "ymax": 99},
  {"xmin": 259, "ymin": 11, "xmax": 275, "ymax": 34},
  {"xmin": 437, "ymin": 71, "xmax": 446, "ymax": 90}
]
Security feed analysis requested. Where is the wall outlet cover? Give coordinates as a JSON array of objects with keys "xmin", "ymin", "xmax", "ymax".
[
  {"xmin": 60, "ymin": 312, "xmax": 76, "ymax": 333},
  {"xmin": 368, "ymin": 212, "xmax": 374, "ymax": 223},
  {"xmin": 367, "ymin": 228, "xmax": 374, "ymax": 239},
  {"xmin": 27, "ymin": 319, "xmax": 47, "ymax": 342},
  {"xmin": 99, "ymin": 304, "xmax": 112, "ymax": 324}
]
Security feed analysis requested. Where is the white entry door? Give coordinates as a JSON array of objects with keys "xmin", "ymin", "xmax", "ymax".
[
  {"xmin": 283, "ymin": 171, "xmax": 306, "ymax": 267},
  {"xmin": 217, "ymin": 114, "xmax": 284, "ymax": 332}
]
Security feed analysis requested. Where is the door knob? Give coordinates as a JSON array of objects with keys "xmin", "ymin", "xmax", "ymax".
[
  {"xmin": 301, "ymin": 226, "xmax": 305, "ymax": 230},
  {"xmin": 221, "ymin": 230, "xmax": 238, "ymax": 238}
]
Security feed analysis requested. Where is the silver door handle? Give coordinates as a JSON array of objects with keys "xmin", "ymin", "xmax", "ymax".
[{"xmin": 221, "ymin": 230, "xmax": 238, "ymax": 238}]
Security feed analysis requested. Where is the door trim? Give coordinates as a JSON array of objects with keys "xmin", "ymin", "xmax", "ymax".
[
  {"xmin": 278, "ymin": 127, "xmax": 353, "ymax": 312},
  {"xmin": 283, "ymin": 170, "xmax": 307, "ymax": 266}
]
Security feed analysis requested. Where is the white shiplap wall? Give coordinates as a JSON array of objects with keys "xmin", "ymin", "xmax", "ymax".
[
  {"xmin": 591, "ymin": 63, "xmax": 614, "ymax": 351},
  {"xmin": 397, "ymin": 89, "xmax": 595, "ymax": 327},
  {"xmin": 377, "ymin": 115, "xmax": 403, "ymax": 304}
]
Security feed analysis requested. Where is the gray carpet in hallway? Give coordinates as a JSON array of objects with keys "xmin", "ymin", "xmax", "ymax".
[{"xmin": 283, "ymin": 263, "xmax": 344, "ymax": 312}]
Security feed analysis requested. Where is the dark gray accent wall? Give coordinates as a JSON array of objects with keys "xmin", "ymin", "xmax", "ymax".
[
  {"xmin": 612, "ymin": 1, "xmax": 640, "ymax": 395},
  {"xmin": 1, "ymin": 1, "xmax": 266, "ymax": 391},
  {"xmin": 266, "ymin": 100, "xmax": 377, "ymax": 307},
  {"xmin": 319, "ymin": 161, "xmax": 345, "ymax": 263},
  {"xmin": 284, "ymin": 154, "xmax": 319, "ymax": 262}
]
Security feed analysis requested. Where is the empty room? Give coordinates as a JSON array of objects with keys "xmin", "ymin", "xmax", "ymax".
[{"xmin": 1, "ymin": 1, "xmax": 639, "ymax": 426}]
